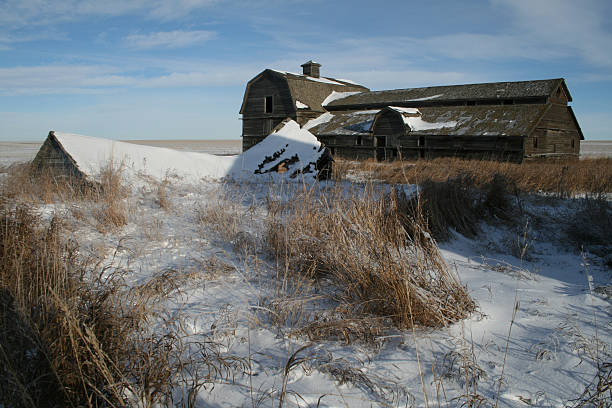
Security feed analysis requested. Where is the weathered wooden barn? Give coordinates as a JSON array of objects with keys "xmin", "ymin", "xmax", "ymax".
[{"xmin": 240, "ymin": 62, "xmax": 584, "ymax": 162}]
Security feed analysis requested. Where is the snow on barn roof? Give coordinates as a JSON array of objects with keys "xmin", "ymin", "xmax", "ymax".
[
  {"xmin": 32, "ymin": 120, "xmax": 330, "ymax": 184},
  {"xmin": 325, "ymin": 78, "xmax": 568, "ymax": 109},
  {"xmin": 304, "ymin": 105, "xmax": 547, "ymax": 137},
  {"xmin": 305, "ymin": 110, "xmax": 379, "ymax": 136}
]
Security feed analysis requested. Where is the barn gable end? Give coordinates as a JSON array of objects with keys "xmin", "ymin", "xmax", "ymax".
[
  {"xmin": 240, "ymin": 65, "xmax": 368, "ymax": 151},
  {"xmin": 31, "ymin": 131, "xmax": 86, "ymax": 181}
]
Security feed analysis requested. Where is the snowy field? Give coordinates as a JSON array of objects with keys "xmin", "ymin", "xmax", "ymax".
[
  {"xmin": 1, "ymin": 139, "xmax": 611, "ymax": 168},
  {"xmin": 1, "ymin": 134, "xmax": 611, "ymax": 407}
]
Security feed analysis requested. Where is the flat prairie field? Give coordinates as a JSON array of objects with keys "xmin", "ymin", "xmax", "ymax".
[
  {"xmin": 1, "ymin": 139, "xmax": 610, "ymax": 167},
  {"xmin": 0, "ymin": 139, "xmax": 242, "ymax": 167}
]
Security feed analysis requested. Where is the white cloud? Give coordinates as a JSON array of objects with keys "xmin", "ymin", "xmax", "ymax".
[
  {"xmin": 125, "ymin": 30, "xmax": 216, "ymax": 49},
  {"xmin": 0, "ymin": 0, "xmax": 221, "ymax": 27},
  {"xmin": 0, "ymin": 62, "xmax": 255, "ymax": 95},
  {"xmin": 492, "ymin": 0, "xmax": 612, "ymax": 67}
]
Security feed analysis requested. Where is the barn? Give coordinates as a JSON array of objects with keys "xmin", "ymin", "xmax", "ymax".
[{"xmin": 240, "ymin": 62, "xmax": 584, "ymax": 162}]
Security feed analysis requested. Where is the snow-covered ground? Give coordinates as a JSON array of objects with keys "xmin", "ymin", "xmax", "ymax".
[
  {"xmin": 29, "ymin": 178, "xmax": 610, "ymax": 407},
  {"xmin": 3, "ymin": 135, "xmax": 611, "ymax": 407}
]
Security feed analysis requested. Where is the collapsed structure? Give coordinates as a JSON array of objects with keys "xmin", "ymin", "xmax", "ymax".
[
  {"xmin": 31, "ymin": 120, "xmax": 331, "ymax": 184},
  {"xmin": 240, "ymin": 61, "xmax": 584, "ymax": 162}
]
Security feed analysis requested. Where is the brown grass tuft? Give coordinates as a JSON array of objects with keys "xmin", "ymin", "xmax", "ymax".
[
  {"xmin": 265, "ymin": 186, "xmax": 475, "ymax": 330},
  {"xmin": 337, "ymin": 157, "xmax": 612, "ymax": 196}
]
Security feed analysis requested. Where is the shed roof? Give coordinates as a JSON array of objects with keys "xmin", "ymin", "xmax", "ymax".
[
  {"xmin": 406, "ymin": 105, "xmax": 547, "ymax": 136},
  {"xmin": 306, "ymin": 110, "xmax": 379, "ymax": 136},
  {"xmin": 308, "ymin": 105, "xmax": 547, "ymax": 137},
  {"xmin": 239, "ymin": 69, "xmax": 368, "ymax": 114},
  {"xmin": 326, "ymin": 78, "xmax": 569, "ymax": 109}
]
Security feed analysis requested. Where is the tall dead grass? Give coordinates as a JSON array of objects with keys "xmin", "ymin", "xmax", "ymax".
[
  {"xmin": 265, "ymin": 186, "xmax": 475, "ymax": 330},
  {"xmin": 0, "ymin": 168, "xmax": 247, "ymax": 406},
  {"xmin": 339, "ymin": 157, "xmax": 612, "ymax": 195}
]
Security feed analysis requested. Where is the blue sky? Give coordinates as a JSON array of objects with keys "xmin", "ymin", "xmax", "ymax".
[{"xmin": 1, "ymin": 0, "xmax": 611, "ymax": 141}]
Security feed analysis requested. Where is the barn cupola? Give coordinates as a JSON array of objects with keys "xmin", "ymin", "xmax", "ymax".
[{"xmin": 301, "ymin": 60, "xmax": 321, "ymax": 78}]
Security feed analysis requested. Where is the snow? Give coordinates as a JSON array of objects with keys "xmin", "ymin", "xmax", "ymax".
[
  {"xmin": 322, "ymin": 90, "xmax": 362, "ymax": 106},
  {"xmin": 388, "ymin": 106, "xmax": 420, "ymax": 115},
  {"xmin": 52, "ymin": 120, "xmax": 326, "ymax": 184},
  {"xmin": 403, "ymin": 116, "xmax": 458, "ymax": 131},
  {"xmin": 303, "ymin": 112, "xmax": 334, "ymax": 130},
  {"xmin": 51, "ymin": 180, "xmax": 610, "ymax": 407},
  {"xmin": 387, "ymin": 106, "xmax": 458, "ymax": 131},
  {"xmin": 5, "ymin": 141, "xmax": 612, "ymax": 407},
  {"xmin": 405, "ymin": 93, "xmax": 444, "ymax": 101},
  {"xmin": 270, "ymin": 69, "xmax": 346, "ymax": 85},
  {"xmin": 295, "ymin": 100, "xmax": 309, "ymax": 109}
]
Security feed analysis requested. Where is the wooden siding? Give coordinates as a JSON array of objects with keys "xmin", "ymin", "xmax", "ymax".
[
  {"xmin": 241, "ymin": 73, "xmax": 296, "ymax": 150},
  {"xmin": 525, "ymin": 104, "xmax": 580, "ymax": 157},
  {"xmin": 372, "ymin": 110, "xmax": 405, "ymax": 147},
  {"xmin": 30, "ymin": 134, "xmax": 86, "ymax": 181}
]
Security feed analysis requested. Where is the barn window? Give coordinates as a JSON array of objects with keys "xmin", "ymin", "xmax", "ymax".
[
  {"xmin": 533, "ymin": 137, "xmax": 538, "ymax": 148},
  {"xmin": 264, "ymin": 96, "xmax": 273, "ymax": 113},
  {"xmin": 571, "ymin": 138, "xmax": 575, "ymax": 148},
  {"xmin": 355, "ymin": 136, "xmax": 363, "ymax": 146},
  {"xmin": 418, "ymin": 136, "xmax": 425, "ymax": 147}
]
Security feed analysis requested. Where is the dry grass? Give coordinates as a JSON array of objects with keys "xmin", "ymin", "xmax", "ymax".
[
  {"xmin": 338, "ymin": 157, "xmax": 612, "ymax": 195},
  {"xmin": 265, "ymin": 185, "xmax": 475, "ymax": 330},
  {"xmin": 0, "ymin": 195, "xmax": 246, "ymax": 407}
]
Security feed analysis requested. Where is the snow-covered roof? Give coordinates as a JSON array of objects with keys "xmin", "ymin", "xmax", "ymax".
[
  {"xmin": 305, "ymin": 110, "xmax": 379, "ymax": 136},
  {"xmin": 382, "ymin": 105, "xmax": 548, "ymax": 136},
  {"xmin": 40, "ymin": 120, "xmax": 329, "ymax": 185}
]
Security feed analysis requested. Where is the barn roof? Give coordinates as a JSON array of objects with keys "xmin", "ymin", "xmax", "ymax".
[
  {"xmin": 402, "ymin": 105, "xmax": 547, "ymax": 136},
  {"xmin": 239, "ymin": 69, "xmax": 368, "ymax": 114},
  {"xmin": 305, "ymin": 110, "xmax": 378, "ymax": 136},
  {"xmin": 326, "ymin": 78, "xmax": 568, "ymax": 109},
  {"xmin": 307, "ymin": 105, "xmax": 547, "ymax": 137}
]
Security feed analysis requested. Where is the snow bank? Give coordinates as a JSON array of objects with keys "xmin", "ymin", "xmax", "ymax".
[{"xmin": 51, "ymin": 120, "xmax": 328, "ymax": 185}]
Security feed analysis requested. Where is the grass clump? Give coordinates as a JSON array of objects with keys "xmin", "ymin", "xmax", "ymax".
[
  {"xmin": 337, "ymin": 157, "xmax": 612, "ymax": 196},
  {"xmin": 265, "ymin": 186, "xmax": 475, "ymax": 330}
]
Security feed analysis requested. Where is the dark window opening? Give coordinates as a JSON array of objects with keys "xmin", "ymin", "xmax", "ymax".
[
  {"xmin": 418, "ymin": 136, "xmax": 425, "ymax": 147},
  {"xmin": 376, "ymin": 136, "xmax": 386, "ymax": 147},
  {"xmin": 533, "ymin": 137, "xmax": 538, "ymax": 148},
  {"xmin": 466, "ymin": 101, "xmax": 476, "ymax": 106},
  {"xmin": 556, "ymin": 88, "xmax": 561, "ymax": 96},
  {"xmin": 355, "ymin": 136, "xmax": 363, "ymax": 146},
  {"xmin": 571, "ymin": 138, "xmax": 575, "ymax": 148},
  {"xmin": 265, "ymin": 96, "xmax": 273, "ymax": 113},
  {"xmin": 503, "ymin": 99, "xmax": 514, "ymax": 105}
]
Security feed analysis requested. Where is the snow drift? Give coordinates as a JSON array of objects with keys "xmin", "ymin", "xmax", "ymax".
[{"xmin": 32, "ymin": 120, "xmax": 331, "ymax": 184}]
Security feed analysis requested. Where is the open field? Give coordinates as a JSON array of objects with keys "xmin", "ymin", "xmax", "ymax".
[
  {"xmin": 1, "ymin": 139, "xmax": 611, "ymax": 167},
  {"xmin": 0, "ymin": 139, "xmax": 242, "ymax": 167},
  {"xmin": 1, "ymin": 144, "xmax": 611, "ymax": 407}
]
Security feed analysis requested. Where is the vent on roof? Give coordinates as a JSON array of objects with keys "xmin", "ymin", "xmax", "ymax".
[{"xmin": 301, "ymin": 60, "xmax": 321, "ymax": 78}]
